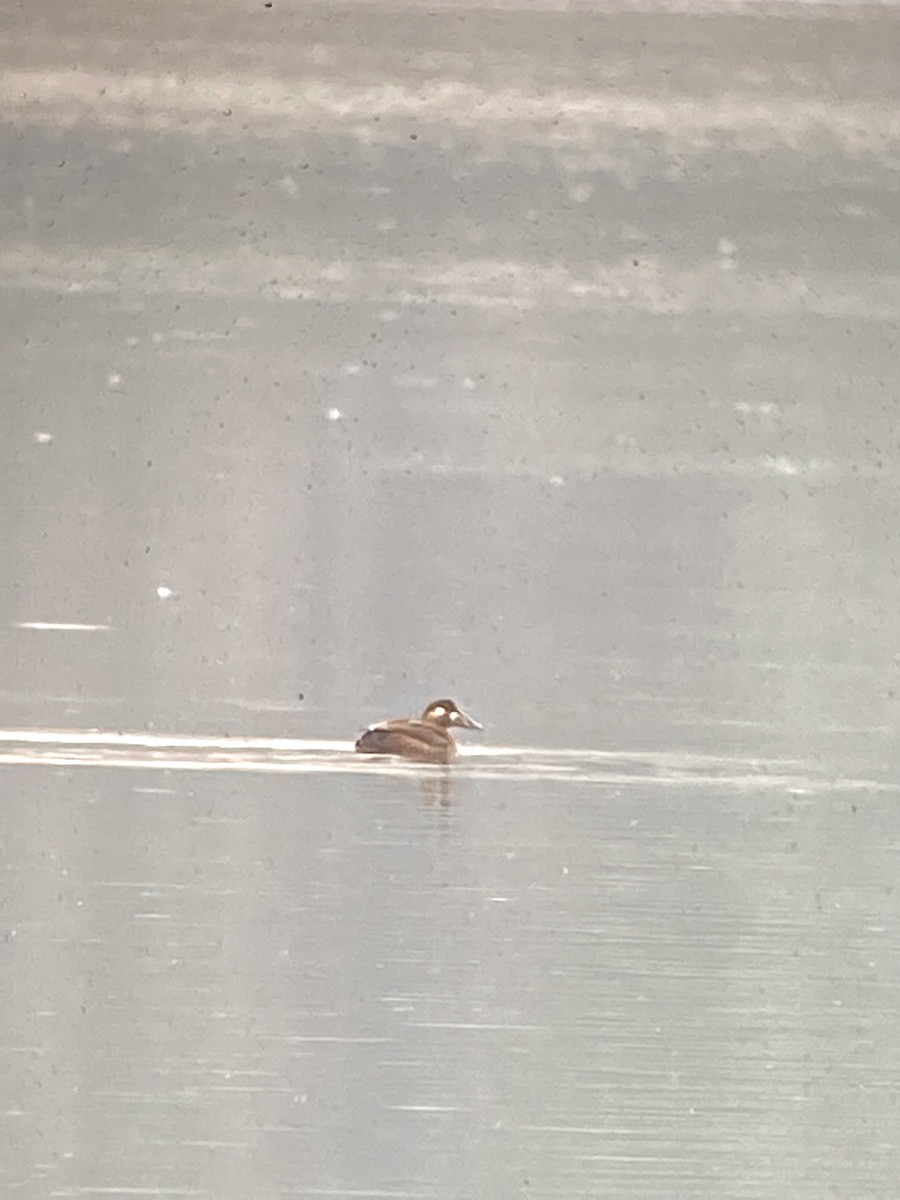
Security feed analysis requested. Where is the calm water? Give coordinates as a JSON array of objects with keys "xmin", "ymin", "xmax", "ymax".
[
  {"xmin": 3, "ymin": 0, "xmax": 900, "ymax": 1196},
  {"xmin": 3, "ymin": 743, "xmax": 900, "ymax": 1198}
]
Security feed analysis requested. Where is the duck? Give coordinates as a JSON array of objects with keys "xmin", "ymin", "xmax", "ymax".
[{"xmin": 355, "ymin": 698, "xmax": 482, "ymax": 764}]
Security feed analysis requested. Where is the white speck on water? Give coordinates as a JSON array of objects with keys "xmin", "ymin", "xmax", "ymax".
[
  {"xmin": 16, "ymin": 621, "xmax": 111, "ymax": 631},
  {"xmin": 343, "ymin": 363, "xmax": 361, "ymax": 375},
  {"xmin": 410, "ymin": 1021, "xmax": 539, "ymax": 1031},
  {"xmin": 395, "ymin": 374, "xmax": 438, "ymax": 390},
  {"xmin": 548, "ymin": 474, "xmax": 565, "ymax": 487},
  {"xmin": 461, "ymin": 377, "xmax": 477, "ymax": 391},
  {"xmin": 765, "ymin": 456, "xmax": 801, "ymax": 476},
  {"xmin": 156, "ymin": 585, "xmax": 174, "ymax": 600},
  {"xmin": 34, "ymin": 431, "xmax": 53, "ymax": 444},
  {"xmin": 717, "ymin": 237, "xmax": 737, "ymax": 270},
  {"xmin": 389, "ymin": 1105, "xmax": 465, "ymax": 1113},
  {"xmin": 321, "ymin": 262, "xmax": 350, "ymax": 283},
  {"xmin": 379, "ymin": 308, "xmax": 400, "ymax": 322},
  {"xmin": 172, "ymin": 329, "xmax": 228, "ymax": 343},
  {"xmin": 735, "ymin": 401, "xmax": 780, "ymax": 418},
  {"xmin": 325, "ymin": 407, "xmax": 342, "ymax": 421},
  {"xmin": 107, "ymin": 371, "xmax": 123, "ymax": 389}
]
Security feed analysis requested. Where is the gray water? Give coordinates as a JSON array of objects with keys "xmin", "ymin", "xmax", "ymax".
[{"xmin": 2, "ymin": 1, "xmax": 900, "ymax": 1196}]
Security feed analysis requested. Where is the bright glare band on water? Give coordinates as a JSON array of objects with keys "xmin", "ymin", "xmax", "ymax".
[
  {"xmin": 0, "ymin": 728, "xmax": 893, "ymax": 793},
  {"xmin": 15, "ymin": 621, "xmax": 113, "ymax": 631}
]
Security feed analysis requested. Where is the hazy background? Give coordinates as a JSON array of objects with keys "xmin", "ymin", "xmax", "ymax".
[{"xmin": 2, "ymin": 1, "xmax": 900, "ymax": 1197}]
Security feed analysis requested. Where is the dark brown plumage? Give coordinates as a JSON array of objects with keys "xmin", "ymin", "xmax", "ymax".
[{"xmin": 355, "ymin": 698, "xmax": 482, "ymax": 764}]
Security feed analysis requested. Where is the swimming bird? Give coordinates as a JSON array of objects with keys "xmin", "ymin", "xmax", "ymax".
[{"xmin": 355, "ymin": 698, "xmax": 482, "ymax": 764}]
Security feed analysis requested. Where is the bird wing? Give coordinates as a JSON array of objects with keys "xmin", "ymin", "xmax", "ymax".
[{"xmin": 366, "ymin": 718, "xmax": 445, "ymax": 747}]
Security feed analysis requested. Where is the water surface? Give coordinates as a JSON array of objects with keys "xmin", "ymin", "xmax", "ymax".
[{"xmin": 2, "ymin": 0, "xmax": 900, "ymax": 1195}]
